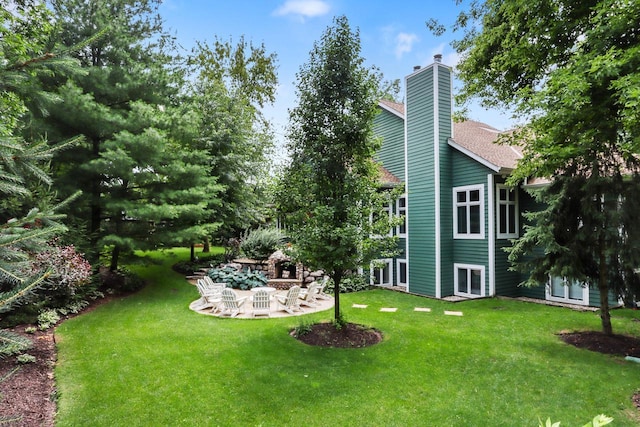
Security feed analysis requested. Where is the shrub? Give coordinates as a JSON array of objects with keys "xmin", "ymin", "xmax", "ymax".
[
  {"xmin": 172, "ymin": 253, "xmax": 225, "ymax": 275},
  {"xmin": 30, "ymin": 242, "xmax": 93, "ymax": 308},
  {"xmin": 37, "ymin": 309, "xmax": 60, "ymax": 330},
  {"xmin": 16, "ymin": 353, "xmax": 36, "ymax": 364},
  {"xmin": 240, "ymin": 228, "xmax": 286, "ymax": 260},
  {"xmin": 293, "ymin": 319, "xmax": 313, "ymax": 337},
  {"xmin": 207, "ymin": 266, "xmax": 267, "ymax": 290},
  {"xmin": 100, "ymin": 267, "xmax": 145, "ymax": 293},
  {"xmin": 324, "ymin": 274, "xmax": 371, "ymax": 294}
]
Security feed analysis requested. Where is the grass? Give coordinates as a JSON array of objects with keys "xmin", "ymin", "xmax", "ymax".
[{"xmin": 54, "ymin": 248, "xmax": 640, "ymax": 426}]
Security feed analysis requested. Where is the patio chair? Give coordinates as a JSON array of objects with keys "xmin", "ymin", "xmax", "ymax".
[
  {"xmin": 194, "ymin": 280, "xmax": 225, "ymax": 313},
  {"xmin": 275, "ymin": 285, "xmax": 303, "ymax": 315},
  {"xmin": 315, "ymin": 279, "xmax": 332, "ymax": 300},
  {"xmin": 219, "ymin": 288, "xmax": 248, "ymax": 318},
  {"xmin": 251, "ymin": 289, "xmax": 271, "ymax": 318},
  {"xmin": 298, "ymin": 282, "xmax": 321, "ymax": 307}
]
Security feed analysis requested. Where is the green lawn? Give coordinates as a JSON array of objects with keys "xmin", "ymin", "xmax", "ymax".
[{"xmin": 54, "ymin": 249, "xmax": 640, "ymax": 426}]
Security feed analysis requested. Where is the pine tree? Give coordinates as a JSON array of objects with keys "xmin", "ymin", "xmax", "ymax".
[{"xmin": 0, "ymin": 1, "xmax": 80, "ymax": 357}]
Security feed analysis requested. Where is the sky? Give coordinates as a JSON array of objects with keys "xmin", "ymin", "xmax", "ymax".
[{"xmin": 159, "ymin": 0, "xmax": 516, "ymax": 155}]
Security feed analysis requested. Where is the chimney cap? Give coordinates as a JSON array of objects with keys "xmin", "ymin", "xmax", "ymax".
[
  {"xmin": 413, "ymin": 65, "xmax": 421, "ymax": 71},
  {"xmin": 434, "ymin": 54, "xmax": 443, "ymax": 63}
]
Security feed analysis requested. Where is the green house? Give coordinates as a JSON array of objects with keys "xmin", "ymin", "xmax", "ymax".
[{"xmin": 373, "ymin": 55, "xmax": 612, "ymax": 308}]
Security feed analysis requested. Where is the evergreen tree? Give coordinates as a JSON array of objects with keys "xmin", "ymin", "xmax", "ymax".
[
  {"xmin": 39, "ymin": 0, "xmax": 224, "ymax": 269},
  {"xmin": 0, "ymin": 1, "xmax": 80, "ymax": 356},
  {"xmin": 281, "ymin": 16, "xmax": 399, "ymax": 322},
  {"xmin": 442, "ymin": 0, "xmax": 640, "ymax": 334}
]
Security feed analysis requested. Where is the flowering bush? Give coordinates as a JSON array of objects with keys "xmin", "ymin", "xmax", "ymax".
[
  {"xmin": 29, "ymin": 242, "xmax": 93, "ymax": 309},
  {"xmin": 33, "ymin": 243, "xmax": 92, "ymax": 290}
]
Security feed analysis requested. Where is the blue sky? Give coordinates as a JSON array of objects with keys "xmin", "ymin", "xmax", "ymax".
[{"xmin": 160, "ymin": 0, "xmax": 515, "ymax": 153}]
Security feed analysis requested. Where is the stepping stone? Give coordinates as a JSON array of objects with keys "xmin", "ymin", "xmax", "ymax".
[
  {"xmin": 414, "ymin": 307, "xmax": 431, "ymax": 312},
  {"xmin": 352, "ymin": 304, "xmax": 368, "ymax": 309},
  {"xmin": 380, "ymin": 307, "xmax": 397, "ymax": 312},
  {"xmin": 444, "ymin": 310, "xmax": 464, "ymax": 316}
]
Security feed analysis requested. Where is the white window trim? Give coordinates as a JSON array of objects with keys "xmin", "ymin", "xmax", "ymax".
[
  {"xmin": 396, "ymin": 259, "xmax": 407, "ymax": 286},
  {"xmin": 396, "ymin": 194, "xmax": 407, "ymax": 238},
  {"xmin": 454, "ymin": 263, "xmax": 486, "ymax": 298},
  {"xmin": 496, "ymin": 184, "xmax": 519, "ymax": 239},
  {"xmin": 370, "ymin": 258, "xmax": 393, "ymax": 287},
  {"xmin": 453, "ymin": 184, "xmax": 485, "ymax": 239},
  {"xmin": 370, "ymin": 200, "xmax": 393, "ymax": 238},
  {"xmin": 546, "ymin": 276, "xmax": 589, "ymax": 306}
]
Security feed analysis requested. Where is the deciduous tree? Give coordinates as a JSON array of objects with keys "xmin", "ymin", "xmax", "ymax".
[
  {"xmin": 281, "ymin": 16, "xmax": 399, "ymax": 322},
  {"xmin": 441, "ymin": 0, "xmax": 640, "ymax": 334}
]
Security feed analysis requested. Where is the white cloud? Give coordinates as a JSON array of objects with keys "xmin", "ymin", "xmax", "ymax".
[
  {"xmin": 273, "ymin": 0, "xmax": 330, "ymax": 19},
  {"xmin": 394, "ymin": 32, "xmax": 418, "ymax": 59}
]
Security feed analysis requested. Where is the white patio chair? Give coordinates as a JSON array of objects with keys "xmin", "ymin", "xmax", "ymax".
[
  {"xmin": 219, "ymin": 288, "xmax": 248, "ymax": 318},
  {"xmin": 298, "ymin": 282, "xmax": 321, "ymax": 307},
  {"xmin": 194, "ymin": 280, "xmax": 225, "ymax": 313},
  {"xmin": 251, "ymin": 289, "xmax": 271, "ymax": 318},
  {"xmin": 315, "ymin": 279, "xmax": 332, "ymax": 300},
  {"xmin": 275, "ymin": 285, "xmax": 303, "ymax": 315}
]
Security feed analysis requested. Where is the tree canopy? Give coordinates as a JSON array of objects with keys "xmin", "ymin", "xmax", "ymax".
[{"xmin": 443, "ymin": 0, "xmax": 640, "ymax": 334}]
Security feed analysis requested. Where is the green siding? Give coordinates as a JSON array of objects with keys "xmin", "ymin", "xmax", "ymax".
[
  {"xmin": 493, "ymin": 177, "xmax": 524, "ymax": 297},
  {"xmin": 406, "ymin": 66, "xmax": 436, "ymax": 296},
  {"xmin": 447, "ymin": 150, "xmax": 492, "ymax": 296},
  {"xmin": 374, "ymin": 109, "xmax": 405, "ymax": 181},
  {"xmin": 437, "ymin": 66, "xmax": 454, "ymax": 296}
]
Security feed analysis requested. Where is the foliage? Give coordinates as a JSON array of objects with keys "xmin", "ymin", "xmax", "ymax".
[
  {"xmin": 323, "ymin": 274, "xmax": 372, "ymax": 294},
  {"xmin": 37, "ymin": 309, "xmax": 61, "ymax": 330},
  {"xmin": 100, "ymin": 267, "xmax": 145, "ymax": 294},
  {"xmin": 38, "ymin": 0, "xmax": 222, "ymax": 270},
  {"xmin": 172, "ymin": 252, "xmax": 225, "ymax": 275},
  {"xmin": 0, "ymin": 1, "xmax": 86, "ymax": 359},
  {"xmin": 184, "ymin": 37, "xmax": 279, "ymax": 241},
  {"xmin": 293, "ymin": 319, "xmax": 313, "ymax": 337},
  {"xmin": 15, "ymin": 353, "xmax": 36, "ymax": 365},
  {"xmin": 206, "ymin": 266, "xmax": 267, "ymax": 290},
  {"xmin": 440, "ymin": 0, "xmax": 640, "ymax": 335},
  {"xmin": 28, "ymin": 241, "xmax": 93, "ymax": 307},
  {"xmin": 280, "ymin": 16, "xmax": 400, "ymax": 322},
  {"xmin": 239, "ymin": 227, "xmax": 286, "ymax": 260},
  {"xmin": 539, "ymin": 414, "xmax": 613, "ymax": 427}
]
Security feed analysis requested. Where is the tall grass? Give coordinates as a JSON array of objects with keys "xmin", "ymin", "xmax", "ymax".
[{"xmin": 54, "ymin": 248, "xmax": 640, "ymax": 426}]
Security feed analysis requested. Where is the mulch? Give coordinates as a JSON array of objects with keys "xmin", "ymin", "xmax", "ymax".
[{"xmin": 0, "ymin": 326, "xmax": 56, "ymax": 427}]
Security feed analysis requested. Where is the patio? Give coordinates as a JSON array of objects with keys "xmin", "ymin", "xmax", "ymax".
[{"xmin": 188, "ymin": 285, "xmax": 335, "ymax": 319}]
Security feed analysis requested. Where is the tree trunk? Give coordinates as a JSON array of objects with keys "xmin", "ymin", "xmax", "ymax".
[
  {"xmin": 332, "ymin": 269, "xmax": 343, "ymax": 322},
  {"xmin": 109, "ymin": 245, "xmax": 120, "ymax": 272},
  {"xmin": 203, "ymin": 237, "xmax": 210, "ymax": 253},
  {"xmin": 598, "ymin": 234, "xmax": 613, "ymax": 335},
  {"xmin": 89, "ymin": 137, "xmax": 102, "ymax": 249},
  {"xmin": 190, "ymin": 244, "xmax": 196, "ymax": 262}
]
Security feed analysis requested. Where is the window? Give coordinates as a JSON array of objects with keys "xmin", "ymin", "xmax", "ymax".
[
  {"xmin": 454, "ymin": 264, "xmax": 485, "ymax": 297},
  {"xmin": 453, "ymin": 185, "xmax": 484, "ymax": 239},
  {"xmin": 396, "ymin": 195, "xmax": 407, "ymax": 237},
  {"xmin": 496, "ymin": 184, "xmax": 518, "ymax": 238},
  {"xmin": 547, "ymin": 276, "xmax": 588, "ymax": 305},
  {"xmin": 371, "ymin": 200, "xmax": 392, "ymax": 237},
  {"xmin": 396, "ymin": 259, "xmax": 407, "ymax": 286},
  {"xmin": 371, "ymin": 259, "xmax": 393, "ymax": 286}
]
